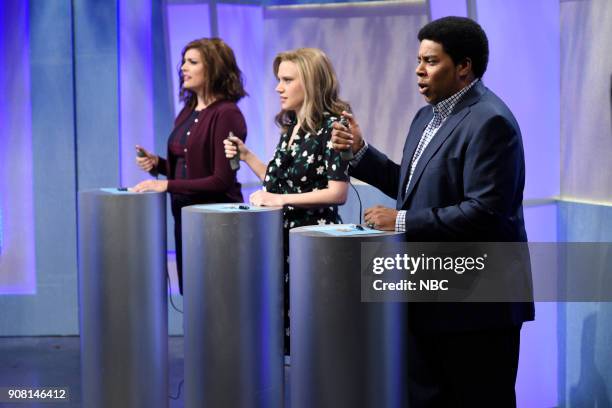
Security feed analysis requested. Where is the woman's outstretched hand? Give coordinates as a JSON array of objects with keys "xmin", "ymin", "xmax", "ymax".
[
  {"xmin": 132, "ymin": 179, "xmax": 168, "ymax": 193},
  {"xmin": 249, "ymin": 189, "xmax": 285, "ymax": 207}
]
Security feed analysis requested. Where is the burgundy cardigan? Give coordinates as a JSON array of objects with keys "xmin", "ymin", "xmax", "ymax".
[{"xmin": 157, "ymin": 100, "xmax": 247, "ymax": 203}]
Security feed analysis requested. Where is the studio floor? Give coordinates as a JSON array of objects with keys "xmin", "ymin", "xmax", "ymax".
[{"xmin": 0, "ymin": 336, "xmax": 290, "ymax": 408}]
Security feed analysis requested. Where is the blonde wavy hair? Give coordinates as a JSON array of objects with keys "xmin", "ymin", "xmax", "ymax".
[{"xmin": 273, "ymin": 48, "xmax": 350, "ymax": 135}]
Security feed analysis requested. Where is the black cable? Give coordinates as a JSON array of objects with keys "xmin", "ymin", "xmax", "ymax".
[
  {"xmin": 349, "ymin": 180, "xmax": 363, "ymax": 224},
  {"xmin": 168, "ymin": 379, "xmax": 184, "ymax": 400},
  {"xmin": 166, "ymin": 260, "xmax": 184, "ymax": 401},
  {"xmin": 167, "ymin": 268, "xmax": 183, "ymax": 314}
]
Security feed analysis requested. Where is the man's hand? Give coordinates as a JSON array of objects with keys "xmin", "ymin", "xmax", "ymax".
[
  {"xmin": 132, "ymin": 179, "xmax": 168, "ymax": 193},
  {"xmin": 331, "ymin": 111, "xmax": 364, "ymax": 155},
  {"xmin": 364, "ymin": 205, "xmax": 398, "ymax": 231}
]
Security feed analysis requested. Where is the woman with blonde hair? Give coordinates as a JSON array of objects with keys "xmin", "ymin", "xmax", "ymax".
[
  {"xmin": 224, "ymin": 47, "xmax": 350, "ymax": 353},
  {"xmin": 134, "ymin": 38, "xmax": 247, "ymax": 294}
]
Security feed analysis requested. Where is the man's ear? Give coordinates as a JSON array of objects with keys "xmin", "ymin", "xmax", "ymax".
[{"xmin": 457, "ymin": 57, "xmax": 473, "ymax": 78}]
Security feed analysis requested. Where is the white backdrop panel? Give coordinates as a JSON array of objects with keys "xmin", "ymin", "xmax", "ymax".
[
  {"xmin": 560, "ymin": 0, "xmax": 612, "ymax": 201},
  {"xmin": 262, "ymin": 0, "xmax": 428, "ymax": 164}
]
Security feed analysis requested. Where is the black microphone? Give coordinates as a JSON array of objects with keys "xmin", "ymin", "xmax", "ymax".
[
  {"xmin": 227, "ymin": 131, "xmax": 240, "ymax": 170},
  {"xmin": 338, "ymin": 115, "xmax": 353, "ymax": 161},
  {"xmin": 137, "ymin": 147, "xmax": 158, "ymax": 179}
]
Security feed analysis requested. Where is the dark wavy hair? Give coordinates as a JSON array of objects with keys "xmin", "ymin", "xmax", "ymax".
[
  {"xmin": 178, "ymin": 38, "xmax": 247, "ymax": 108},
  {"xmin": 418, "ymin": 16, "xmax": 489, "ymax": 79}
]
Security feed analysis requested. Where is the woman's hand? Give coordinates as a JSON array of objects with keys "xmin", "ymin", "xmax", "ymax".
[
  {"xmin": 223, "ymin": 135, "xmax": 249, "ymax": 161},
  {"xmin": 132, "ymin": 179, "xmax": 168, "ymax": 193},
  {"xmin": 135, "ymin": 145, "xmax": 159, "ymax": 172},
  {"xmin": 249, "ymin": 189, "xmax": 285, "ymax": 206}
]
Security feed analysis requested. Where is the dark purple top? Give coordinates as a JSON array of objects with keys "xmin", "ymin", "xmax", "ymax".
[
  {"xmin": 157, "ymin": 100, "xmax": 247, "ymax": 203},
  {"xmin": 168, "ymin": 109, "xmax": 199, "ymax": 180}
]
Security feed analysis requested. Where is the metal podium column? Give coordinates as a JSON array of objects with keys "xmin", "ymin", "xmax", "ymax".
[
  {"xmin": 78, "ymin": 189, "xmax": 168, "ymax": 408},
  {"xmin": 290, "ymin": 226, "xmax": 405, "ymax": 408},
  {"xmin": 182, "ymin": 205, "xmax": 284, "ymax": 408}
]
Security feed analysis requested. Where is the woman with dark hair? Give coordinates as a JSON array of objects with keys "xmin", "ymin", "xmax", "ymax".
[
  {"xmin": 224, "ymin": 48, "xmax": 350, "ymax": 353},
  {"xmin": 134, "ymin": 38, "xmax": 247, "ymax": 294}
]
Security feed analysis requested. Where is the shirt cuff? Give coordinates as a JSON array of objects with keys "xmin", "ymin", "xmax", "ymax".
[
  {"xmin": 349, "ymin": 140, "xmax": 369, "ymax": 167},
  {"xmin": 395, "ymin": 210, "xmax": 406, "ymax": 232}
]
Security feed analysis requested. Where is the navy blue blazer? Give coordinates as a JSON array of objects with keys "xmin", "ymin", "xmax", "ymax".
[{"xmin": 351, "ymin": 81, "xmax": 535, "ymax": 332}]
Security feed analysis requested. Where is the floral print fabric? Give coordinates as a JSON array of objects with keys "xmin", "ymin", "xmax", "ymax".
[
  {"xmin": 263, "ymin": 114, "xmax": 349, "ymax": 354},
  {"xmin": 263, "ymin": 114, "xmax": 349, "ymax": 228}
]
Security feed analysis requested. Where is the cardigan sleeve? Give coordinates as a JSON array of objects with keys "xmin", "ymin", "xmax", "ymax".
[{"xmin": 156, "ymin": 156, "xmax": 168, "ymax": 177}]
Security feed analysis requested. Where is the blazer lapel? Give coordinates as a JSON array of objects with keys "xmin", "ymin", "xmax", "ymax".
[
  {"xmin": 400, "ymin": 82, "xmax": 486, "ymax": 208},
  {"xmin": 397, "ymin": 112, "xmax": 431, "ymax": 203}
]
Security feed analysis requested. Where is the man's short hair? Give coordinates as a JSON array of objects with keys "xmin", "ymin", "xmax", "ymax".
[{"xmin": 418, "ymin": 16, "xmax": 489, "ymax": 79}]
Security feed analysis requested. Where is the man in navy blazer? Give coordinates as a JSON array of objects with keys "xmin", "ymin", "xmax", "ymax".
[{"xmin": 332, "ymin": 16, "xmax": 534, "ymax": 407}]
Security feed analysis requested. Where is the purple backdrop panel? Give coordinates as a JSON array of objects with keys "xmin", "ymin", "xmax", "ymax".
[
  {"xmin": 166, "ymin": 4, "xmax": 212, "ymax": 117},
  {"xmin": 517, "ymin": 301, "xmax": 559, "ymax": 408},
  {"xmin": 519, "ymin": 203, "xmax": 558, "ymax": 407},
  {"xmin": 476, "ymin": 0, "xmax": 560, "ymax": 201},
  {"xmin": 429, "ymin": 0, "xmax": 468, "ymax": 20},
  {"xmin": 525, "ymin": 203, "xmax": 558, "ymax": 242},
  {"xmin": 119, "ymin": 0, "xmax": 155, "ymax": 186},
  {"xmin": 0, "ymin": 1, "xmax": 36, "ymax": 294},
  {"xmin": 476, "ymin": 1, "xmax": 560, "ymax": 403}
]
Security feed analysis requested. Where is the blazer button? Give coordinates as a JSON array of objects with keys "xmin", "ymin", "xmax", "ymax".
[{"xmin": 184, "ymin": 148, "xmax": 188, "ymax": 153}]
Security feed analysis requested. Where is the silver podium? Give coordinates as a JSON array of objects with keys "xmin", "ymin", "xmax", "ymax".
[
  {"xmin": 78, "ymin": 189, "xmax": 168, "ymax": 408},
  {"xmin": 290, "ymin": 225, "xmax": 405, "ymax": 408},
  {"xmin": 182, "ymin": 204, "xmax": 284, "ymax": 408}
]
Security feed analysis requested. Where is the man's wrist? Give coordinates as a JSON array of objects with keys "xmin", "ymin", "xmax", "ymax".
[
  {"xmin": 350, "ymin": 140, "xmax": 369, "ymax": 166},
  {"xmin": 354, "ymin": 138, "xmax": 365, "ymax": 153},
  {"xmin": 395, "ymin": 210, "xmax": 407, "ymax": 232}
]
